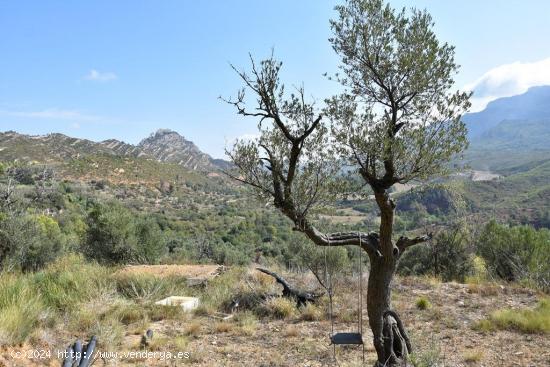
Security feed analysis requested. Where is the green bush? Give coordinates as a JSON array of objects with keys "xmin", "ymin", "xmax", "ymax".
[
  {"xmin": 476, "ymin": 220, "xmax": 550, "ymax": 291},
  {"xmin": 83, "ymin": 201, "xmax": 138, "ymax": 263},
  {"xmin": 134, "ymin": 216, "xmax": 165, "ymax": 263},
  {"xmin": 398, "ymin": 225, "xmax": 473, "ymax": 282},
  {"xmin": 0, "ymin": 214, "xmax": 65, "ymax": 271},
  {"xmin": 83, "ymin": 202, "xmax": 166, "ymax": 264}
]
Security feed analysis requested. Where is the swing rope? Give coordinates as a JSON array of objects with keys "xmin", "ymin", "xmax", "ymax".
[
  {"xmin": 324, "ymin": 232, "xmax": 365, "ymax": 364},
  {"xmin": 324, "ymin": 236, "xmax": 335, "ymax": 355}
]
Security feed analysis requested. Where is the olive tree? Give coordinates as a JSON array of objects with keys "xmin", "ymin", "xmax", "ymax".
[{"xmin": 224, "ymin": 1, "xmax": 470, "ymax": 365}]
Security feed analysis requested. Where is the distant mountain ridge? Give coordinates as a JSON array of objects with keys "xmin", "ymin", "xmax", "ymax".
[
  {"xmin": 462, "ymin": 85, "xmax": 550, "ymax": 171},
  {"xmin": 464, "ymin": 86, "xmax": 550, "ymax": 138},
  {"xmin": 0, "ymin": 129, "xmax": 228, "ymax": 172}
]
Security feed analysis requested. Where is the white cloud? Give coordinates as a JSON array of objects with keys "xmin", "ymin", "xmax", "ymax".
[
  {"xmin": 0, "ymin": 108, "xmax": 98, "ymax": 121},
  {"xmin": 83, "ymin": 69, "xmax": 117, "ymax": 82},
  {"xmin": 464, "ymin": 57, "xmax": 550, "ymax": 112}
]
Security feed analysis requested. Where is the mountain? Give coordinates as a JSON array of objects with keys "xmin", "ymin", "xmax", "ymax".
[
  {"xmin": 462, "ymin": 86, "xmax": 550, "ymax": 171},
  {"xmin": 0, "ymin": 129, "xmax": 228, "ymax": 172},
  {"xmin": 464, "ymin": 85, "xmax": 550, "ymax": 138},
  {"xmin": 472, "ymin": 119, "xmax": 550, "ymax": 151},
  {"xmin": 137, "ymin": 129, "xmax": 226, "ymax": 171},
  {"xmin": 0, "ymin": 131, "xmax": 141, "ymax": 162}
]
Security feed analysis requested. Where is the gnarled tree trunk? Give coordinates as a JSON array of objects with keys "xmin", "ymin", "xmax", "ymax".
[{"xmin": 367, "ymin": 191, "xmax": 412, "ymax": 366}]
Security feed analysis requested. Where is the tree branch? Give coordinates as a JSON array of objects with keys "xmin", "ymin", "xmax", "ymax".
[{"xmin": 396, "ymin": 233, "xmax": 433, "ymax": 252}]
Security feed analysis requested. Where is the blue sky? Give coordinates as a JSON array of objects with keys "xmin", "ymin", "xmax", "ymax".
[{"xmin": 1, "ymin": 1, "xmax": 550, "ymax": 158}]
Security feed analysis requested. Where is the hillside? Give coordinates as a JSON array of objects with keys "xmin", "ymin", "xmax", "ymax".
[
  {"xmin": 0, "ymin": 129, "xmax": 228, "ymax": 172},
  {"xmin": 464, "ymin": 86, "xmax": 550, "ymax": 139},
  {"xmin": 462, "ymin": 87, "xmax": 550, "ymax": 171}
]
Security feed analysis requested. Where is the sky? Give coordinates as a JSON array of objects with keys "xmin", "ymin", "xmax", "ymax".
[{"xmin": 1, "ymin": 1, "xmax": 550, "ymax": 158}]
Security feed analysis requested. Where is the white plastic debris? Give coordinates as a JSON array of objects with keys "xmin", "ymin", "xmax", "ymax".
[{"xmin": 155, "ymin": 296, "xmax": 200, "ymax": 312}]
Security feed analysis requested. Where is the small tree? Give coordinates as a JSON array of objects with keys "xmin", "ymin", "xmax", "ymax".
[{"xmin": 224, "ymin": 1, "xmax": 469, "ymax": 364}]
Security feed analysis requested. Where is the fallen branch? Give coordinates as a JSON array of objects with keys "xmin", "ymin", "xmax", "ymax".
[{"xmin": 256, "ymin": 267, "xmax": 322, "ymax": 307}]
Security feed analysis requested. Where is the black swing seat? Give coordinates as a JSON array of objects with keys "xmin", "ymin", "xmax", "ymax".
[{"xmin": 330, "ymin": 332, "xmax": 363, "ymax": 345}]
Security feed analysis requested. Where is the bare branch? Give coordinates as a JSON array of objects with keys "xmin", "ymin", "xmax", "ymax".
[{"xmin": 396, "ymin": 233, "xmax": 433, "ymax": 252}]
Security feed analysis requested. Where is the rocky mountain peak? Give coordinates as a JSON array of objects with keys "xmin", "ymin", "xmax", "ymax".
[{"xmin": 138, "ymin": 129, "xmax": 219, "ymax": 171}]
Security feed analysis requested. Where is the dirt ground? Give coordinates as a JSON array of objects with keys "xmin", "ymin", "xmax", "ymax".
[{"xmin": 1, "ymin": 272, "xmax": 548, "ymax": 367}]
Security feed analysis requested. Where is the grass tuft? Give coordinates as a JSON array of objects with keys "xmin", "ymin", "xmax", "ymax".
[
  {"xmin": 463, "ymin": 350, "xmax": 484, "ymax": 363},
  {"xmin": 473, "ymin": 298, "xmax": 550, "ymax": 334},
  {"xmin": 415, "ymin": 297, "xmax": 432, "ymax": 310},
  {"xmin": 260, "ymin": 297, "xmax": 296, "ymax": 319}
]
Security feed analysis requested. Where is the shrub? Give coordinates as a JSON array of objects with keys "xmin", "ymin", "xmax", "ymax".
[
  {"xmin": 89, "ymin": 317, "xmax": 124, "ymax": 349},
  {"xmin": 489, "ymin": 298, "xmax": 549, "ymax": 334},
  {"xmin": 134, "ymin": 216, "xmax": 165, "ymax": 263},
  {"xmin": 84, "ymin": 202, "xmax": 167, "ymax": 264},
  {"xmin": 83, "ymin": 201, "xmax": 139, "ymax": 264},
  {"xmin": 398, "ymin": 225, "xmax": 473, "ymax": 282},
  {"xmin": 235, "ymin": 311, "xmax": 258, "ymax": 336},
  {"xmin": 463, "ymin": 350, "xmax": 483, "ymax": 363},
  {"xmin": 415, "ymin": 297, "xmax": 432, "ymax": 310},
  {"xmin": 0, "ymin": 214, "xmax": 65, "ymax": 271},
  {"xmin": 183, "ymin": 321, "xmax": 202, "ymax": 336},
  {"xmin": 214, "ymin": 322, "xmax": 234, "ymax": 333},
  {"xmin": 476, "ymin": 221, "xmax": 550, "ymax": 291}
]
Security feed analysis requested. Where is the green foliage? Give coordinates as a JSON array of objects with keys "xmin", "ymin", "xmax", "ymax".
[
  {"xmin": 32, "ymin": 254, "xmax": 111, "ymax": 312},
  {"xmin": 0, "ymin": 255, "xmax": 111, "ymax": 345},
  {"xmin": 398, "ymin": 225, "xmax": 473, "ymax": 282},
  {"xmin": 259, "ymin": 297, "xmax": 297, "ymax": 319},
  {"xmin": 415, "ymin": 297, "xmax": 431, "ymax": 310},
  {"xmin": 288, "ymin": 234, "xmax": 350, "ymax": 288},
  {"xmin": 476, "ymin": 220, "xmax": 550, "ymax": 290},
  {"xmin": 134, "ymin": 216, "xmax": 165, "ymax": 263},
  {"xmin": 0, "ymin": 213, "xmax": 65, "ymax": 271},
  {"xmin": 83, "ymin": 201, "xmax": 167, "ymax": 264},
  {"xmin": 0, "ymin": 274, "xmax": 43, "ymax": 344},
  {"xmin": 83, "ymin": 201, "xmax": 139, "ymax": 263},
  {"xmin": 328, "ymin": 0, "xmax": 471, "ymax": 184}
]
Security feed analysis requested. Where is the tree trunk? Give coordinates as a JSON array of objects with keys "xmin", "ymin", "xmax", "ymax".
[{"xmin": 368, "ymin": 191, "xmax": 412, "ymax": 366}]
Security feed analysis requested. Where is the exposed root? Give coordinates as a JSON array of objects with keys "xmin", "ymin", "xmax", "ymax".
[{"xmin": 381, "ymin": 310, "xmax": 412, "ymax": 366}]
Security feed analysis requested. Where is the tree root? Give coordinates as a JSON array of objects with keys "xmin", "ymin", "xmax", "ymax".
[{"xmin": 381, "ymin": 310, "xmax": 412, "ymax": 366}]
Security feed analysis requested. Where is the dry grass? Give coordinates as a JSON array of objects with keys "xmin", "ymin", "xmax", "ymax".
[
  {"xmin": 214, "ymin": 322, "xmax": 234, "ymax": 333},
  {"xmin": 261, "ymin": 297, "xmax": 297, "ymax": 319},
  {"xmin": 235, "ymin": 311, "xmax": 258, "ymax": 336},
  {"xmin": 284, "ymin": 325, "xmax": 300, "ymax": 337},
  {"xmin": 466, "ymin": 282, "xmax": 500, "ymax": 296},
  {"xmin": 184, "ymin": 321, "xmax": 202, "ymax": 336},
  {"xmin": 472, "ymin": 297, "xmax": 550, "ymax": 334},
  {"xmin": 300, "ymin": 303, "xmax": 324, "ymax": 321},
  {"xmin": 463, "ymin": 349, "xmax": 484, "ymax": 364}
]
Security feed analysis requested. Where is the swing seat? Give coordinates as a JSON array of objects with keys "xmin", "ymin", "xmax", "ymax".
[{"xmin": 330, "ymin": 332, "xmax": 363, "ymax": 345}]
